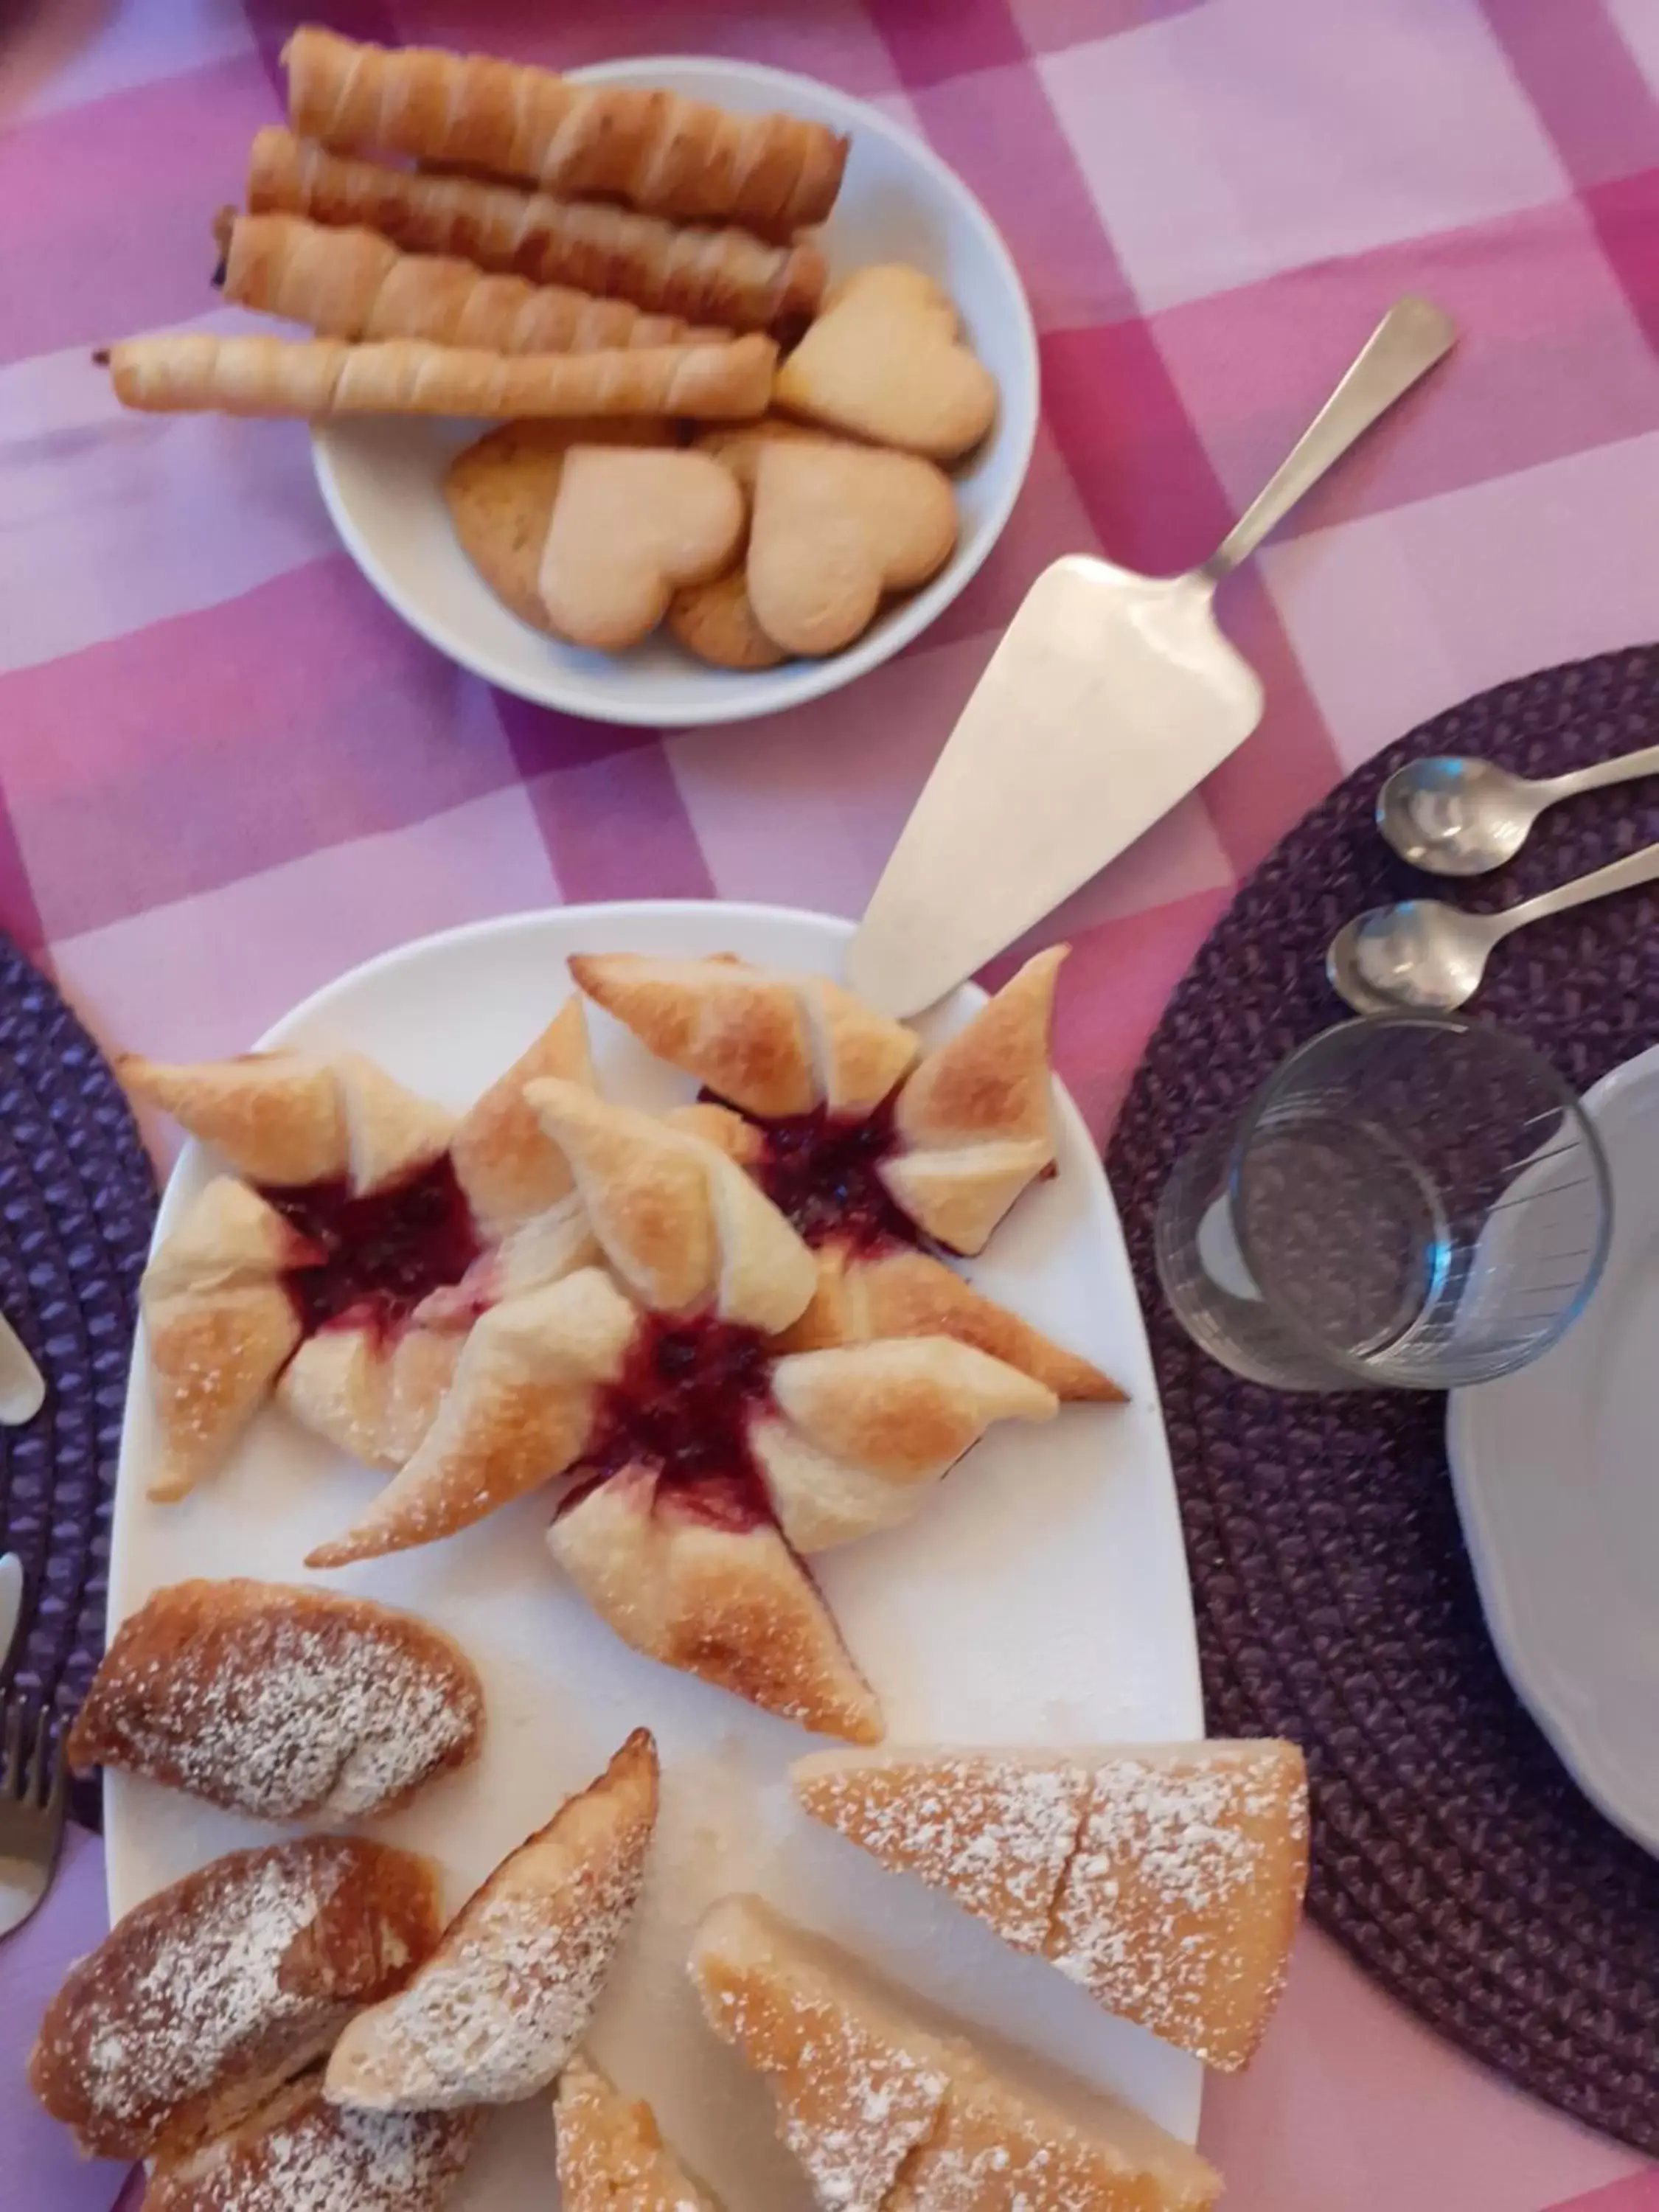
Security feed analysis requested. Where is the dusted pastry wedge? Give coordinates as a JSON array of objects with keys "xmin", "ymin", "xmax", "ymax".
[
  {"xmin": 147, "ymin": 2075, "xmax": 479, "ymax": 2212},
  {"xmin": 327, "ymin": 1731, "xmax": 657, "ymax": 2112},
  {"xmin": 568, "ymin": 948, "xmax": 1119, "ymax": 1401},
  {"xmin": 123, "ymin": 1003, "xmax": 595, "ymax": 1492},
  {"xmin": 554, "ymin": 2053, "xmax": 725, "ymax": 2211},
  {"xmin": 689, "ymin": 1896, "xmax": 1223, "ymax": 2212},
  {"xmin": 791, "ymin": 1741, "xmax": 1310, "ymax": 2072},
  {"xmin": 68, "ymin": 1579, "xmax": 484, "ymax": 1822},
  {"xmin": 30, "ymin": 1837, "xmax": 442, "ymax": 2160}
]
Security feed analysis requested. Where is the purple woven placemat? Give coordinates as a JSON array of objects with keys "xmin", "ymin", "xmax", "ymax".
[
  {"xmin": 1108, "ymin": 644, "xmax": 1659, "ymax": 2152},
  {"xmin": 0, "ymin": 942, "xmax": 155, "ymax": 1770}
]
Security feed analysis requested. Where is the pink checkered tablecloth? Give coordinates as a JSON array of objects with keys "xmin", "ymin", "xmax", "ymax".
[{"xmin": 4, "ymin": 0, "xmax": 1658, "ymax": 2206}]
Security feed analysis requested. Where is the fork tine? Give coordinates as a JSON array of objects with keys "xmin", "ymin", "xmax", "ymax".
[
  {"xmin": 28, "ymin": 1706, "xmax": 52, "ymax": 1806},
  {"xmin": 1, "ymin": 1695, "xmax": 21, "ymax": 1798},
  {"xmin": 46, "ymin": 1723, "xmax": 66, "ymax": 1815}
]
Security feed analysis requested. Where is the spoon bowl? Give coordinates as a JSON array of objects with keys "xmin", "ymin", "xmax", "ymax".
[
  {"xmin": 1379, "ymin": 738, "xmax": 1659, "ymax": 876},
  {"xmin": 1327, "ymin": 900, "xmax": 1498, "ymax": 1013},
  {"xmin": 1377, "ymin": 756, "xmax": 1546, "ymax": 875}
]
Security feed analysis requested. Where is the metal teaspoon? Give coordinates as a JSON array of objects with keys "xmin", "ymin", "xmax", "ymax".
[
  {"xmin": 1326, "ymin": 840, "xmax": 1659, "ymax": 1012},
  {"xmin": 1377, "ymin": 743, "xmax": 1659, "ymax": 875}
]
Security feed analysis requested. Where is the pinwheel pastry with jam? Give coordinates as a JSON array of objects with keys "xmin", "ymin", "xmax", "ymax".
[
  {"xmin": 568, "ymin": 943, "xmax": 1121, "ymax": 1402},
  {"xmin": 120, "ymin": 998, "xmax": 600, "ymax": 1501},
  {"xmin": 305, "ymin": 1084, "xmax": 1059, "ymax": 1742}
]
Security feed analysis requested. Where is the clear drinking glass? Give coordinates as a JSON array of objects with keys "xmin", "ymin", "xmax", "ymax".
[{"xmin": 1155, "ymin": 1015, "xmax": 1611, "ymax": 1391}]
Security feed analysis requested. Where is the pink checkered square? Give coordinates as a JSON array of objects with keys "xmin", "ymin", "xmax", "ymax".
[
  {"xmin": 0, "ymin": 58, "xmax": 279, "ymax": 368},
  {"xmin": 386, "ymin": 0, "xmax": 900, "ymax": 95},
  {"xmin": 1148, "ymin": 198, "xmax": 1659, "ymax": 540},
  {"xmin": 0, "ymin": 557, "xmax": 520, "ymax": 939},
  {"xmin": 1038, "ymin": 0, "xmax": 1568, "ymax": 313},
  {"xmin": 902, "ymin": 58, "xmax": 1138, "ymax": 330}
]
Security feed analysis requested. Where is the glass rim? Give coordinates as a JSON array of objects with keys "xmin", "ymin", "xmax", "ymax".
[{"xmin": 1225, "ymin": 1012, "xmax": 1615, "ymax": 1388}]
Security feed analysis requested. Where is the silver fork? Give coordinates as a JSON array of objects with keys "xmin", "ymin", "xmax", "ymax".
[{"xmin": 0, "ymin": 1694, "xmax": 67, "ymax": 1938}]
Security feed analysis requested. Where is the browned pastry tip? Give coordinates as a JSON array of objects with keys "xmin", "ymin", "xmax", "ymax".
[
  {"xmin": 282, "ymin": 27, "xmax": 847, "ymax": 237},
  {"xmin": 246, "ymin": 129, "xmax": 825, "ymax": 338}
]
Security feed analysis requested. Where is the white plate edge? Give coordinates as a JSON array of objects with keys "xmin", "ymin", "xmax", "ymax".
[{"xmin": 1447, "ymin": 1038, "xmax": 1659, "ymax": 1857}]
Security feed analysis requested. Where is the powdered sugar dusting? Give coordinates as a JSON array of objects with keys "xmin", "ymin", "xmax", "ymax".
[
  {"xmin": 554, "ymin": 2056, "xmax": 722, "ymax": 2212},
  {"xmin": 351, "ymin": 1882, "xmax": 629, "ymax": 2106},
  {"xmin": 331, "ymin": 1751, "xmax": 654, "ymax": 2110},
  {"xmin": 800, "ymin": 1758, "xmax": 1091, "ymax": 1954},
  {"xmin": 36, "ymin": 1839, "xmax": 415, "ymax": 2157},
  {"xmin": 1049, "ymin": 1748, "xmax": 1306, "ymax": 2065},
  {"xmin": 150, "ymin": 2078, "xmax": 478, "ymax": 2212},
  {"xmin": 77, "ymin": 1585, "xmax": 481, "ymax": 1822},
  {"xmin": 698, "ymin": 1967, "xmax": 946, "ymax": 2211}
]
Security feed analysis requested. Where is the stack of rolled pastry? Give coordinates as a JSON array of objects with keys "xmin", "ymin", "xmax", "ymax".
[
  {"xmin": 96, "ymin": 26, "xmax": 1006, "ymax": 672},
  {"xmin": 100, "ymin": 24, "xmax": 849, "ymax": 420}
]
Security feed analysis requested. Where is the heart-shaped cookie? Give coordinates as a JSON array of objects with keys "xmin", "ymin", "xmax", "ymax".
[
  {"xmin": 668, "ymin": 567, "xmax": 787, "ymax": 670},
  {"xmin": 773, "ymin": 265, "xmax": 998, "ymax": 462},
  {"xmin": 746, "ymin": 439, "xmax": 957, "ymax": 657},
  {"xmin": 538, "ymin": 447, "xmax": 745, "ymax": 651},
  {"xmin": 445, "ymin": 417, "xmax": 674, "ymax": 634}
]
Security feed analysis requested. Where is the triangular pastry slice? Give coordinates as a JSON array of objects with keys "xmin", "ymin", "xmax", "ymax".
[
  {"xmin": 549, "ymin": 1465, "xmax": 883, "ymax": 1744},
  {"xmin": 142, "ymin": 1178, "xmax": 319, "ymax": 1501},
  {"xmin": 448, "ymin": 996, "xmax": 594, "ymax": 1236},
  {"xmin": 1047, "ymin": 1740, "xmax": 1308, "ymax": 2072},
  {"xmin": 689, "ymin": 1897, "xmax": 948, "ymax": 2211},
  {"xmin": 689, "ymin": 1896, "xmax": 1222, "ymax": 2211},
  {"xmin": 755, "ymin": 1338, "xmax": 1056, "ymax": 1553},
  {"xmin": 146, "ymin": 2073, "xmax": 480, "ymax": 2212},
  {"xmin": 327, "ymin": 1731, "xmax": 658, "ymax": 2112},
  {"xmin": 793, "ymin": 1741, "xmax": 1309, "ymax": 2072},
  {"xmin": 119, "ymin": 1049, "xmax": 348, "ymax": 1185},
  {"xmin": 569, "ymin": 952, "xmax": 917, "ymax": 1119},
  {"xmin": 883, "ymin": 947, "xmax": 1065, "ymax": 1255},
  {"xmin": 792, "ymin": 1746, "xmax": 1092, "ymax": 1955},
  {"xmin": 781, "ymin": 1244, "xmax": 1122, "ymax": 1405},
  {"xmin": 554, "ymin": 2053, "xmax": 725, "ymax": 2211},
  {"xmin": 279, "ymin": 1321, "xmax": 463, "ymax": 1471},
  {"xmin": 525, "ymin": 1079, "xmax": 818, "ymax": 1332},
  {"xmin": 307, "ymin": 1267, "xmax": 638, "ymax": 1567}
]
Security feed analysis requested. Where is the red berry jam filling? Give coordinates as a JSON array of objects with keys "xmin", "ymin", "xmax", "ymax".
[
  {"xmin": 262, "ymin": 1155, "xmax": 481, "ymax": 1340},
  {"xmin": 560, "ymin": 1312, "xmax": 778, "ymax": 1534},
  {"xmin": 745, "ymin": 1096, "xmax": 919, "ymax": 1256}
]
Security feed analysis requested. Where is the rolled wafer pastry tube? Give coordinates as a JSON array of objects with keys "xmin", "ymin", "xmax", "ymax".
[
  {"xmin": 220, "ymin": 212, "xmax": 729, "ymax": 354},
  {"xmin": 101, "ymin": 331, "xmax": 776, "ymax": 420},
  {"xmin": 282, "ymin": 27, "xmax": 847, "ymax": 238},
  {"xmin": 246, "ymin": 129, "xmax": 826, "ymax": 340}
]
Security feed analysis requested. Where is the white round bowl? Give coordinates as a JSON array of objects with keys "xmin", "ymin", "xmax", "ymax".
[{"xmin": 311, "ymin": 55, "xmax": 1040, "ymax": 727}]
